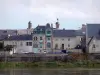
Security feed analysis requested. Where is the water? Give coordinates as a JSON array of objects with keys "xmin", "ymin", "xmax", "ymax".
[{"xmin": 0, "ymin": 69, "xmax": 100, "ymax": 75}]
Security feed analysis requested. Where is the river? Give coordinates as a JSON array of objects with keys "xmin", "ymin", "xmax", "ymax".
[{"xmin": 0, "ymin": 69, "xmax": 100, "ymax": 75}]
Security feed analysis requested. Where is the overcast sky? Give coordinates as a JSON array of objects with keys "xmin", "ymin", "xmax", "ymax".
[{"xmin": 0, "ymin": 0, "xmax": 100, "ymax": 29}]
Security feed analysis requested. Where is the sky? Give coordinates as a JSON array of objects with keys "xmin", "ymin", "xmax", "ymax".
[{"xmin": 1, "ymin": 0, "xmax": 100, "ymax": 29}]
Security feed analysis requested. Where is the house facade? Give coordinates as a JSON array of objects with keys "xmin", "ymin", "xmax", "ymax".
[
  {"xmin": 32, "ymin": 24, "xmax": 83, "ymax": 53},
  {"xmin": 4, "ymin": 35, "xmax": 33, "ymax": 54},
  {"xmin": 86, "ymin": 24, "xmax": 100, "ymax": 53},
  {"xmin": 2, "ymin": 22, "xmax": 85, "ymax": 54},
  {"xmin": 53, "ymin": 30, "xmax": 77, "ymax": 50},
  {"xmin": 32, "ymin": 23, "xmax": 53, "ymax": 53}
]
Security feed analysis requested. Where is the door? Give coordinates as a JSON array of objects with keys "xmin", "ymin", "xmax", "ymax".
[{"xmin": 62, "ymin": 44, "xmax": 64, "ymax": 50}]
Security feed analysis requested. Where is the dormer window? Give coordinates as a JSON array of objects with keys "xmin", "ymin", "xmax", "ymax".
[
  {"xmin": 93, "ymin": 44, "xmax": 96, "ymax": 48},
  {"xmin": 47, "ymin": 31, "xmax": 51, "ymax": 34},
  {"xmin": 40, "ymin": 29, "xmax": 42, "ymax": 31}
]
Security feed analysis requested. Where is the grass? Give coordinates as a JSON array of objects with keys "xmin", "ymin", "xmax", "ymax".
[{"xmin": 0, "ymin": 60, "xmax": 100, "ymax": 69}]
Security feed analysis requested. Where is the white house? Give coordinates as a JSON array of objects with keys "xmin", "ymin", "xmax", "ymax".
[
  {"xmin": 86, "ymin": 24, "xmax": 100, "ymax": 53},
  {"xmin": 53, "ymin": 30, "xmax": 82, "ymax": 50},
  {"xmin": 4, "ymin": 35, "xmax": 33, "ymax": 54}
]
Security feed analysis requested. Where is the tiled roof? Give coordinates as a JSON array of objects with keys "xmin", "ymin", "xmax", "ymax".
[
  {"xmin": 53, "ymin": 29, "xmax": 76, "ymax": 37},
  {"xmin": 5, "ymin": 35, "xmax": 32, "ymax": 41}
]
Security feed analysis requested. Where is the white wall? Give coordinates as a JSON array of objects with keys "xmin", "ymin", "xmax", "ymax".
[
  {"xmin": 53, "ymin": 36, "xmax": 81, "ymax": 50},
  {"xmin": 4, "ymin": 40, "xmax": 33, "ymax": 53},
  {"xmin": 88, "ymin": 38, "xmax": 100, "ymax": 53}
]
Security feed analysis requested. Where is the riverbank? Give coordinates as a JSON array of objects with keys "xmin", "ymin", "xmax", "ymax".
[{"xmin": 0, "ymin": 60, "xmax": 100, "ymax": 69}]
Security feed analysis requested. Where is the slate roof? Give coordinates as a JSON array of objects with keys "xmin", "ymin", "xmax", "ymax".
[
  {"xmin": 75, "ymin": 30, "xmax": 85, "ymax": 36},
  {"xmin": 0, "ymin": 30, "xmax": 17, "ymax": 40},
  {"xmin": 4, "ymin": 35, "xmax": 32, "ymax": 41},
  {"xmin": 53, "ymin": 29, "xmax": 76, "ymax": 37},
  {"xmin": 34, "ymin": 23, "xmax": 52, "ymax": 31},
  {"xmin": 0, "ymin": 30, "xmax": 17, "ymax": 36},
  {"xmin": 36, "ymin": 26, "xmax": 46, "ymax": 30},
  {"xmin": 86, "ymin": 24, "xmax": 100, "ymax": 37}
]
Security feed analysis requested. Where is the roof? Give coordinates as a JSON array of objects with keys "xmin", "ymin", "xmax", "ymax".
[
  {"xmin": 0, "ymin": 30, "xmax": 17, "ymax": 36},
  {"xmin": 5, "ymin": 35, "xmax": 32, "ymax": 41},
  {"xmin": 86, "ymin": 24, "xmax": 100, "ymax": 37},
  {"xmin": 75, "ymin": 30, "xmax": 85, "ymax": 36},
  {"xmin": 53, "ymin": 29, "xmax": 76, "ymax": 37},
  {"xmin": 36, "ymin": 25, "xmax": 46, "ymax": 30},
  {"xmin": 17, "ymin": 29, "xmax": 33, "ymax": 35},
  {"xmin": 0, "ymin": 30, "xmax": 17, "ymax": 40}
]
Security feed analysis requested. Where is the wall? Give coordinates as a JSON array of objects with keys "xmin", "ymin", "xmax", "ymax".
[
  {"xmin": 4, "ymin": 40, "xmax": 33, "ymax": 53},
  {"xmin": 53, "ymin": 36, "xmax": 80, "ymax": 50},
  {"xmin": 33, "ymin": 34, "xmax": 46, "ymax": 53},
  {"xmin": 88, "ymin": 38, "xmax": 100, "ymax": 53}
]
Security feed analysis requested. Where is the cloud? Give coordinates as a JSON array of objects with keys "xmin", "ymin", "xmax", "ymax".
[
  {"xmin": 0, "ymin": 0, "xmax": 100, "ymax": 29},
  {"xmin": 28, "ymin": 0, "xmax": 100, "ymax": 21}
]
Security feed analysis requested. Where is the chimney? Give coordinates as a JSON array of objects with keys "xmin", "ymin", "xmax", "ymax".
[
  {"xmin": 55, "ymin": 18, "xmax": 60, "ymax": 29},
  {"xmin": 51, "ymin": 23, "xmax": 53, "ymax": 28},
  {"xmin": 82, "ymin": 24, "xmax": 86, "ymax": 33},
  {"xmin": 28, "ymin": 21, "xmax": 32, "ymax": 29}
]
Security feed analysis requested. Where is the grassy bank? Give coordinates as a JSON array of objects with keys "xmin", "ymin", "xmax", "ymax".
[{"xmin": 0, "ymin": 60, "xmax": 100, "ymax": 69}]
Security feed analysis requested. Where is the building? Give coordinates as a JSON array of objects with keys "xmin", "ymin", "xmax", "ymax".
[
  {"xmin": 32, "ymin": 23, "xmax": 83, "ymax": 53},
  {"xmin": 33, "ymin": 23, "xmax": 53, "ymax": 53},
  {"xmin": 2, "ymin": 21, "xmax": 85, "ymax": 54},
  {"xmin": 4, "ymin": 35, "xmax": 33, "ymax": 54},
  {"xmin": 86, "ymin": 24, "xmax": 100, "ymax": 53},
  {"xmin": 0, "ymin": 21, "xmax": 33, "ymax": 41},
  {"xmin": 53, "ymin": 29, "xmax": 81, "ymax": 50}
]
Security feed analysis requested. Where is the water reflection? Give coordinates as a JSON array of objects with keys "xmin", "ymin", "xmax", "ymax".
[{"xmin": 0, "ymin": 69, "xmax": 100, "ymax": 75}]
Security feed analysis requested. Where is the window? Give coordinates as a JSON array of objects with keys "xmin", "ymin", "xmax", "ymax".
[
  {"xmin": 55, "ymin": 44, "xmax": 58, "ymax": 49},
  {"xmin": 34, "ymin": 37, "xmax": 38, "ymax": 41},
  {"xmin": 40, "ymin": 42, "xmax": 43, "ymax": 48},
  {"xmin": 34, "ymin": 37, "xmax": 35, "ymax": 40},
  {"xmin": 62, "ymin": 39, "xmax": 64, "ymax": 41},
  {"xmin": 47, "ymin": 31, "xmax": 51, "ymax": 34},
  {"xmin": 40, "ymin": 37, "xmax": 42, "ymax": 40},
  {"xmin": 47, "ymin": 37, "xmax": 50, "ymax": 40},
  {"xmin": 26, "ymin": 42, "xmax": 32, "ymax": 46},
  {"xmin": 68, "ymin": 38, "xmax": 70, "ymax": 41},
  {"xmin": 47, "ymin": 42, "xmax": 51, "ymax": 48},
  {"xmin": 26, "ymin": 42, "xmax": 28, "ymax": 46},
  {"xmin": 29, "ymin": 42, "xmax": 32, "ymax": 46},
  {"xmin": 40, "ymin": 45, "xmax": 42, "ymax": 48},
  {"xmin": 33, "ymin": 44, "xmax": 38, "ymax": 48},
  {"xmin": 68, "ymin": 44, "xmax": 70, "ymax": 47},
  {"xmin": 36, "ymin": 37, "xmax": 38, "ymax": 41},
  {"xmin": 61, "ymin": 44, "xmax": 64, "ymax": 49},
  {"xmin": 93, "ymin": 44, "xmax": 95, "ymax": 48}
]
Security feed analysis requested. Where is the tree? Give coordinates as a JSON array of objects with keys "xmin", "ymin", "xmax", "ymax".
[{"xmin": 4, "ymin": 45, "xmax": 14, "ymax": 51}]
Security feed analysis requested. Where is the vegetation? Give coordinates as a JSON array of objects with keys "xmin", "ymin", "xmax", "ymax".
[
  {"xmin": 0, "ymin": 60, "xmax": 100, "ymax": 69},
  {"xmin": 4, "ymin": 45, "xmax": 14, "ymax": 51}
]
